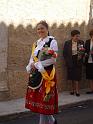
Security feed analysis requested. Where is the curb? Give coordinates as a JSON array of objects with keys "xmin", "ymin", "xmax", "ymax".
[
  {"xmin": 0, "ymin": 99, "xmax": 93, "ymax": 122},
  {"xmin": 0, "ymin": 111, "xmax": 32, "ymax": 122},
  {"xmin": 59, "ymin": 99, "xmax": 93, "ymax": 111}
]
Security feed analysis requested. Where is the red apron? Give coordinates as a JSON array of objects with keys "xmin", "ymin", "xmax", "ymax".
[{"xmin": 25, "ymin": 69, "xmax": 58, "ymax": 115}]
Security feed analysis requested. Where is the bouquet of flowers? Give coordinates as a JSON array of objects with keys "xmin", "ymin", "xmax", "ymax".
[
  {"xmin": 77, "ymin": 44, "xmax": 85, "ymax": 60},
  {"xmin": 38, "ymin": 45, "xmax": 57, "ymax": 61}
]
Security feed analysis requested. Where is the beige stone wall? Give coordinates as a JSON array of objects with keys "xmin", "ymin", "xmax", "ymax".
[
  {"xmin": 0, "ymin": 22, "xmax": 9, "ymax": 100},
  {"xmin": 7, "ymin": 21, "xmax": 92, "ymax": 100},
  {"xmin": 7, "ymin": 25, "xmax": 37, "ymax": 99}
]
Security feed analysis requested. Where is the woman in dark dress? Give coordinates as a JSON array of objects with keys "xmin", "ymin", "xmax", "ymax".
[
  {"xmin": 63, "ymin": 30, "xmax": 84, "ymax": 96},
  {"xmin": 85, "ymin": 29, "xmax": 93, "ymax": 94}
]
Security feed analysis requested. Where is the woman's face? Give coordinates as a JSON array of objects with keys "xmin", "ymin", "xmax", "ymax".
[
  {"xmin": 72, "ymin": 34, "xmax": 80, "ymax": 42},
  {"xmin": 36, "ymin": 24, "xmax": 48, "ymax": 39}
]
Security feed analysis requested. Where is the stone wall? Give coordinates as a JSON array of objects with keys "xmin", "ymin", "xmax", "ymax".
[
  {"xmin": 0, "ymin": 23, "xmax": 9, "ymax": 100},
  {"xmin": 7, "ymin": 24, "xmax": 36, "ymax": 99},
  {"xmin": 6, "ymin": 21, "xmax": 92, "ymax": 100}
]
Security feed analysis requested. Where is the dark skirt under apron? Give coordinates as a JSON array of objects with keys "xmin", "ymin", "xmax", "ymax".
[{"xmin": 67, "ymin": 55, "xmax": 82, "ymax": 81}]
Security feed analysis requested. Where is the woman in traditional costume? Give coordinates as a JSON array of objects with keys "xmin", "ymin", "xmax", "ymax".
[{"xmin": 25, "ymin": 20, "xmax": 58, "ymax": 124}]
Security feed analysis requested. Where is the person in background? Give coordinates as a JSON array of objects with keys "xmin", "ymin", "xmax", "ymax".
[
  {"xmin": 25, "ymin": 20, "xmax": 58, "ymax": 124},
  {"xmin": 84, "ymin": 29, "xmax": 93, "ymax": 94},
  {"xmin": 63, "ymin": 30, "xmax": 84, "ymax": 96}
]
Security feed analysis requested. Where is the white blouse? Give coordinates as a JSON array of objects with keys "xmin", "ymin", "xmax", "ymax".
[
  {"xmin": 26, "ymin": 36, "xmax": 58, "ymax": 73},
  {"xmin": 72, "ymin": 40, "xmax": 77, "ymax": 55},
  {"xmin": 88, "ymin": 40, "xmax": 93, "ymax": 63}
]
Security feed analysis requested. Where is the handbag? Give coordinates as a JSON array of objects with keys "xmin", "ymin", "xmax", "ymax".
[{"xmin": 28, "ymin": 69, "xmax": 43, "ymax": 90}]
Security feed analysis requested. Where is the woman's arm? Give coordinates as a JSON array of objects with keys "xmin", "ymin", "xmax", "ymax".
[
  {"xmin": 26, "ymin": 55, "xmax": 34, "ymax": 73},
  {"xmin": 41, "ymin": 57, "xmax": 56, "ymax": 67}
]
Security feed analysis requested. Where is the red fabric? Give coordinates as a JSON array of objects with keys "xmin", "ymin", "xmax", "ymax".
[{"xmin": 25, "ymin": 70, "xmax": 58, "ymax": 115}]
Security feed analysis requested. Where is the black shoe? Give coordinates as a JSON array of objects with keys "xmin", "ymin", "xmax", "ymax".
[
  {"xmin": 54, "ymin": 119, "xmax": 57, "ymax": 124},
  {"xmin": 76, "ymin": 93, "xmax": 80, "ymax": 97},
  {"xmin": 86, "ymin": 91, "xmax": 93, "ymax": 94},
  {"xmin": 70, "ymin": 92, "xmax": 74, "ymax": 95}
]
